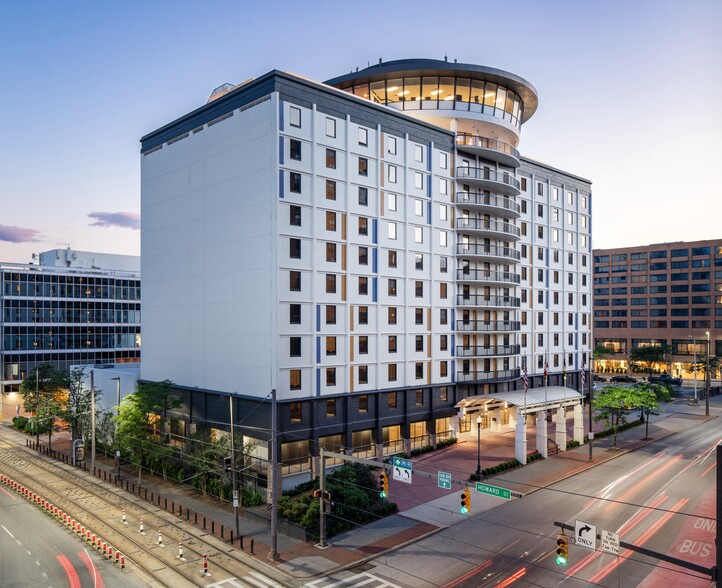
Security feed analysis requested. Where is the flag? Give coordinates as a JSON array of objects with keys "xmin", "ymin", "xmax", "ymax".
[
  {"xmin": 563, "ymin": 362, "xmax": 567, "ymax": 385},
  {"xmin": 581, "ymin": 363, "xmax": 586, "ymax": 389},
  {"xmin": 544, "ymin": 362, "xmax": 548, "ymax": 385},
  {"xmin": 522, "ymin": 364, "xmax": 528, "ymax": 393}
]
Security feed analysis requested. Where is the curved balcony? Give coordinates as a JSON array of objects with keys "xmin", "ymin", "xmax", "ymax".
[
  {"xmin": 457, "ymin": 368, "xmax": 521, "ymax": 383},
  {"xmin": 456, "ymin": 134, "xmax": 520, "ymax": 168},
  {"xmin": 455, "ymin": 217, "xmax": 521, "ymax": 240},
  {"xmin": 455, "ymin": 294, "xmax": 520, "ymax": 308},
  {"xmin": 456, "ymin": 344, "xmax": 521, "ymax": 358},
  {"xmin": 456, "ymin": 268, "xmax": 521, "ymax": 285},
  {"xmin": 455, "ymin": 320, "xmax": 521, "ymax": 333},
  {"xmin": 455, "ymin": 191, "xmax": 520, "ymax": 219},
  {"xmin": 456, "ymin": 243, "xmax": 521, "ymax": 263},
  {"xmin": 456, "ymin": 166, "xmax": 521, "ymax": 196}
]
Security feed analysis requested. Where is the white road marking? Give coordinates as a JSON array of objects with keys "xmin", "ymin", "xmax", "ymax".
[{"xmin": 1, "ymin": 525, "xmax": 14, "ymax": 538}]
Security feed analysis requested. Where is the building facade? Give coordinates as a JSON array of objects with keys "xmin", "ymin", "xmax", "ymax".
[
  {"xmin": 140, "ymin": 59, "xmax": 591, "ymax": 481},
  {"xmin": 593, "ymin": 239, "xmax": 722, "ymax": 378},
  {"xmin": 0, "ymin": 249, "xmax": 141, "ymax": 420}
]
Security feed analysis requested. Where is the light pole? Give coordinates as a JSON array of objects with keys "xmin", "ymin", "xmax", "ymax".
[
  {"xmin": 111, "ymin": 377, "xmax": 121, "ymax": 476},
  {"xmin": 689, "ymin": 335, "xmax": 697, "ymax": 404},
  {"xmin": 475, "ymin": 415, "xmax": 482, "ymax": 477},
  {"xmin": 705, "ymin": 331, "xmax": 710, "ymax": 417}
]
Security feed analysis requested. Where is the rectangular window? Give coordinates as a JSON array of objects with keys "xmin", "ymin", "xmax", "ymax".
[
  {"xmin": 387, "ymin": 193, "xmax": 397, "ymax": 211},
  {"xmin": 440, "ymin": 283, "xmax": 448, "ymax": 299},
  {"xmin": 326, "ymin": 336, "xmax": 336, "ymax": 356},
  {"xmin": 358, "ymin": 217, "xmax": 368, "ymax": 235},
  {"xmin": 440, "ymin": 179, "xmax": 448, "ymax": 196},
  {"xmin": 414, "ymin": 227, "xmax": 423, "ymax": 243},
  {"xmin": 388, "ymin": 335, "xmax": 397, "ymax": 353},
  {"xmin": 388, "ymin": 250, "xmax": 397, "ymax": 268},
  {"xmin": 440, "ymin": 256, "xmax": 448, "ymax": 273},
  {"xmin": 358, "ymin": 127, "xmax": 368, "ymax": 146},
  {"xmin": 290, "ymin": 371, "xmax": 301, "ymax": 391},
  {"xmin": 388, "ymin": 222, "xmax": 397, "ymax": 240},
  {"xmin": 388, "ymin": 364, "xmax": 397, "ymax": 382},
  {"xmin": 326, "ymin": 180, "xmax": 336, "ymax": 200},
  {"xmin": 290, "ymin": 304, "xmax": 301, "ymax": 324},
  {"xmin": 440, "ymin": 335, "xmax": 448, "ymax": 351},
  {"xmin": 326, "ymin": 398, "xmax": 336, "ymax": 416},
  {"xmin": 439, "ymin": 152, "xmax": 448, "ymax": 169},
  {"xmin": 537, "ymin": 203, "xmax": 544, "ymax": 218},
  {"xmin": 415, "ymin": 199, "xmax": 424, "ymax": 216},
  {"xmin": 358, "ymin": 306, "xmax": 368, "ymax": 324},
  {"xmin": 388, "ymin": 164, "xmax": 397, "ymax": 183},
  {"xmin": 440, "ymin": 308, "xmax": 448, "ymax": 324},
  {"xmin": 388, "ymin": 279, "xmax": 397, "ymax": 296},
  {"xmin": 415, "ymin": 253, "xmax": 423, "ymax": 270},
  {"xmin": 359, "ymin": 392, "xmax": 368, "ymax": 408},
  {"xmin": 359, "ymin": 157, "xmax": 368, "ymax": 177},
  {"xmin": 290, "ymin": 271, "xmax": 301, "ymax": 291},
  {"xmin": 326, "ymin": 149, "xmax": 336, "ymax": 169},
  {"xmin": 414, "ymin": 172, "xmax": 424, "ymax": 190},
  {"xmin": 388, "ymin": 307, "xmax": 397, "ymax": 325},
  {"xmin": 415, "ymin": 363, "xmax": 424, "ymax": 380},
  {"xmin": 326, "ymin": 242, "xmax": 337, "ymax": 263},
  {"xmin": 415, "ymin": 281, "xmax": 423, "ymax": 297},
  {"xmin": 326, "ymin": 117, "xmax": 336, "ymax": 138},
  {"xmin": 359, "ymin": 335, "xmax": 368, "ymax": 354},
  {"xmin": 415, "ymin": 308, "xmax": 423, "ymax": 325},
  {"xmin": 289, "ymin": 238, "xmax": 301, "ymax": 259},
  {"xmin": 537, "ymin": 183, "xmax": 544, "ymax": 196},
  {"xmin": 358, "ymin": 187, "xmax": 368, "ymax": 206},
  {"xmin": 325, "ymin": 305, "xmax": 336, "ymax": 324},
  {"xmin": 326, "ymin": 211, "xmax": 336, "ymax": 231},
  {"xmin": 358, "ymin": 369, "xmax": 368, "ymax": 386},
  {"xmin": 440, "ymin": 231, "xmax": 448, "ymax": 247},
  {"xmin": 387, "ymin": 136, "xmax": 397, "ymax": 155},
  {"xmin": 415, "ymin": 335, "xmax": 424, "ymax": 352},
  {"xmin": 388, "ymin": 391, "xmax": 397, "ymax": 408},
  {"xmin": 289, "ymin": 336, "xmax": 301, "ymax": 357},
  {"xmin": 290, "ymin": 139, "xmax": 301, "ymax": 161},
  {"xmin": 325, "ymin": 274, "xmax": 336, "ymax": 293},
  {"xmin": 414, "ymin": 144, "xmax": 424, "ymax": 162},
  {"xmin": 358, "ymin": 246, "xmax": 368, "ymax": 265},
  {"xmin": 290, "ymin": 172, "xmax": 301, "ymax": 193},
  {"xmin": 290, "ymin": 205, "xmax": 302, "ymax": 226},
  {"xmin": 358, "ymin": 276, "xmax": 368, "ymax": 295},
  {"xmin": 521, "ymin": 177, "xmax": 527, "ymax": 191},
  {"xmin": 289, "ymin": 106, "xmax": 301, "ymax": 128}
]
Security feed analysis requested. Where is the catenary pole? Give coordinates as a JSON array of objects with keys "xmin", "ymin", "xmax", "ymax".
[{"xmin": 268, "ymin": 389, "xmax": 279, "ymax": 560}]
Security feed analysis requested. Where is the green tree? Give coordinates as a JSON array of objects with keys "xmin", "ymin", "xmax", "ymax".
[
  {"xmin": 629, "ymin": 344, "xmax": 671, "ymax": 378},
  {"xmin": 592, "ymin": 386, "xmax": 637, "ymax": 450},
  {"xmin": 686, "ymin": 355, "xmax": 720, "ymax": 378},
  {"xmin": 19, "ymin": 363, "xmax": 68, "ymax": 450},
  {"xmin": 58, "ymin": 367, "xmax": 100, "ymax": 443},
  {"xmin": 632, "ymin": 383, "xmax": 669, "ymax": 439}
]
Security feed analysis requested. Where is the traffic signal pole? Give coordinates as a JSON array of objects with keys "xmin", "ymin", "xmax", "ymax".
[{"xmin": 318, "ymin": 449, "xmax": 327, "ymax": 549}]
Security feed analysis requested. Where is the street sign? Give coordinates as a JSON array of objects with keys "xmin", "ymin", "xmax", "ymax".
[
  {"xmin": 232, "ymin": 490, "xmax": 239, "ymax": 508},
  {"xmin": 475, "ymin": 482, "xmax": 511, "ymax": 500},
  {"xmin": 601, "ymin": 529, "xmax": 620, "ymax": 555},
  {"xmin": 575, "ymin": 520, "xmax": 597, "ymax": 551},
  {"xmin": 392, "ymin": 456, "xmax": 412, "ymax": 484},
  {"xmin": 438, "ymin": 471, "xmax": 451, "ymax": 489}
]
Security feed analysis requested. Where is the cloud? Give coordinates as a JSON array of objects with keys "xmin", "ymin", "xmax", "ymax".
[
  {"xmin": 0, "ymin": 225, "xmax": 43, "ymax": 243},
  {"xmin": 88, "ymin": 211, "xmax": 140, "ymax": 230}
]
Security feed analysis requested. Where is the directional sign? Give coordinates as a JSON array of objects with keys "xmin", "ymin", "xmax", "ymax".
[
  {"xmin": 601, "ymin": 529, "xmax": 620, "ymax": 555},
  {"xmin": 475, "ymin": 482, "xmax": 511, "ymax": 500},
  {"xmin": 575, "ymin": 519, "xmax": 597, "ymax": 551},
  {"xmin": 392, "ymin": 456, "xmax": 412, "ymax": 484},
  {"xmin": 438, "ymin": 471, "xmax": 451, "ymax": 489}
]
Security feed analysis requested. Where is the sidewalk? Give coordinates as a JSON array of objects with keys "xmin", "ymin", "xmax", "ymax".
[{"xmin": 1, "ymin": 396, "xmax": 718, "ymax": 581}]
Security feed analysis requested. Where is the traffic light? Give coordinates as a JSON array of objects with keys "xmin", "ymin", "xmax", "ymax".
[
  {"xmin": 460, "ymin": 488, "xmax": 471, "ymax": 514},
  {"xmin": 379, "ymin": 472, "xmax": 389, "ymax": 498},
  {"xmin": 556, "ymin": 532, "xmax": 569, "ymax": 566}
]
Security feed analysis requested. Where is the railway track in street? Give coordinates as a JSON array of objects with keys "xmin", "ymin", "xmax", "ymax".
[{"xmin": 0, "ymin": 442, "xmax": 291, "ymax": 588}]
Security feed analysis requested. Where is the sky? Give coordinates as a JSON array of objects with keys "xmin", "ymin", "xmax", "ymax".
[{"xmin": 1, "ymin": 0, "xmax": 720, "ymax": 263}]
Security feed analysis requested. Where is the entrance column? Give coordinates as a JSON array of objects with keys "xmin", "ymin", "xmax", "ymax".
[
  {"xmin": 555, "ymin": 407, "xmax": 567, "ymax": 452},
  {"xmin": 514, "ymin": 407, "xmax": 527, "ymax": 464},
  {"xmin": 536, "ymin": 411, "xmax": 548, "ymax": 458},
  {"xmin": 573, "ymin": 402, "xmax": 585, "ymax": 444}
]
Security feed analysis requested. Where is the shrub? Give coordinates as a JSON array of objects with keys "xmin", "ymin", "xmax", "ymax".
[{"xmin": 12, "ymin": 416, "xmax": 28, "ymax": 431}]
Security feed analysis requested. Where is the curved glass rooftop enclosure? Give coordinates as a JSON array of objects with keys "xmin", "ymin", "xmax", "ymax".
[{"xmin": 327, "ymin": 59, "xmax": 539, "ymax": 390}]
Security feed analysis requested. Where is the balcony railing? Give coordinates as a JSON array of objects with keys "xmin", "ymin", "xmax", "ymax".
[
  {"xmin": 455, "ymin": 294, "xmax": 520, "ymax": 308},
  {"xmin": 456, "ymin": 368, "xmax": 521, "ymax": 383},
  {"xmin": 456, "ymin": 166, "xmax": 521, "ymax": 193},
  {"xmin": 456, "ymin": 345, "xmax": 521, "ymax": 358},
  {"xmin": 455, "ymin": 134, "xmax": 520, "ymax": 164},
  {"xmin": 455, "ymin": 217, "xmax": 521, "ymax": 237},
  {"xmin": 455, "ymin": 191, "xmax": 521, "ymax": 216},
  {"xmin": 455, "ymin": 320, "xmax": 521, "ymax": 332},
  {"xmin": 456, "ymin": 242, "xmax": 521, "ymax": 261},
  {"xmin": 456, "ymin": 268, "xmax": 521, "ymax": 284}
]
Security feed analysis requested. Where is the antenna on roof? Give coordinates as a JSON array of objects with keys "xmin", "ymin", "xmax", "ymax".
[
  {"xmin": 444, "ymin": 55, "xmax": 448, "ymax": 62},
  {"xmin": 379, "ymin": 57, "xmax": 382, "ymax": 64}
]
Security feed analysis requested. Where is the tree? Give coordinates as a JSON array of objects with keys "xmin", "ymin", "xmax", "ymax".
[
  {"xmin": 19, "ymin": 363, "xmax": 68, "ymax": 450},
  {"xmin": 629, "ymin": 344, "xmax": 671, "ymax": 378},
  {"xmin": 632, "ymin": 383, "xmax": 670, "ymax": 439},
  {"xmin": 686, "ymin": 355, "xmax": 720, "ymax": 378},
  {"xmin": 592, "ymin": 386, "xmax": 637, "ymax": 450},
  {"xmin": 58, "ymin": 367, "xmax": 100, "ymax": 444}
]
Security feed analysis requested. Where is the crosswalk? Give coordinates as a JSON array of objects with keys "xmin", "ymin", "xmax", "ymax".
[
  {"xmin": 305, "ymin": 571, "xmax": 404, "ymax": 588},
  {"xmin": 205, "ymin": 573, "xmax": 286, "ymax": 588}
]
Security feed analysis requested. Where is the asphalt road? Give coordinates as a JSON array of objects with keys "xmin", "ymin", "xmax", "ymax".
[
  {"xmin": 0, "ymin": 483, "xmax": 147, "ymax": 588},
  {"xmin": 358, "ymin": 412, "xmax": 718, "ymax": 588}
]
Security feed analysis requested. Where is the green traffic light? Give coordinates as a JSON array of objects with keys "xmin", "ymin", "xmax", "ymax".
[
  {"xmin": 460, "ymin": 506, "xmax": 468, "ymax": 514},
  {"xmin": 556, "ymin": 554, "xmax": 567, "ymax": 566},
  {"xmin": 380, "ymin": 491, "xmax": 387, "ymax": 498}
]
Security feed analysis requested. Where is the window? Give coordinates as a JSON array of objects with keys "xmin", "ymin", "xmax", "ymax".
[
  {"xmin": 415, "ymin": 335, "xmax": 424, "ymax": 352},
  {"xmin": 414, "ymin": 199, "xmax": 423, "ymax": 216},
  {"xmin": 358, "ymin": 306, "xmax": 368, "ymax": 324},
  {"xmin": 325, "ymin": 274, "xmax": 336, "ymax": 293},
  {"xmin": 568, "ymin": 191, "xmax": 574, "ymax": 205},
  {"xmin": 388, "ymin": 307, "xmax": 397, "ymax": 325},
  {"xmin": 387, "ymin": 136, "xmax": 397, "ymax": 155},
  {"xmin": 289, "ymin": 106, "xmax": 301, "ymax": 128},
  {"xmin": 440, "ymin": 231, "xmax": 448, "ymax": 247},
  {"xmin": 537, "ymin": 204, "xmax": 544, "ymax": 218},
  {"xmin": 440, "ymin": 335, "xmax": 448, "ymax": 351},
  {"xmin": 387, "ymin": 391, "xmax": 398, "ymax": 409},
  {"xmin": 521, "ymin": 177, "xmax": 527, "ymax": 191},
  {"xmin": 440, "ymin": 283, "xmax": 448, "ymax": 299},
  {"xmin": 537, "ymin": 183, "xmax": 544, "ymax": 196},
  {"xmin": 358, "ymin": 246, "xmax": 368, "ymax": 265},
  {"xmin": 289, "ymin": 337, "xmax": 301, "ymax": 357},
  {"xmin": 326, "ymin": 398, "xmax": 336, "ymax": 416},
  {"xmin": 326, "ymin": 336, "xmax": 336, "ymax": 356},
  {"xmin": 358, "ymin": 276, "xmax": 368, "ymax": 295},
  {"xmin": 358, "ymin": 157, "xmax": 368, "ymax": 177},
  {"xmin": 415, "ymin": 363, "xmax": 424, "ymax": 379},
  {"xmin": 326, "ymin": 180, "xmax": 336, "ymax": 200},
  {"xmin": 290, "ymin": 271, "xmax": 301, "ymax": 291},
  {"xmin": 415, "ymin": 227, "xmax": 423, "ymax": 243},
  {"xmin": 326, "ymin": 242, "xmax": 337, "ymax": 263},
  {"xmin": 359, "ymin": 336, "xmax": 368, "ymax": 354},
  {"xmin": 289, "ymin": 238, "xmax": 301, "ymax": 259},
  {"xmin": 388, "ymin": 335, "xmax": 397, "ymax": 353},
  {"xmin": 325, "ymin": 305, "xmax": 336, "ymax": 324},
  {"xmin": 415, "ymin": 308, "xmax": 424, "ymax": 325},
  {"xmin": 326, "ymin": 211, "xmax": 336, "ymax": 231},
  {"xmin": 358, "ymin": 217, "xmax": 368, "ymax": 235},
  {"xmin": 415, "ymin": 281, "xmax": 423, "ymax": 297},
  {"xmin": 326, "ymin": 149, "xmax": 336, "ymax": 169},
  {"xmin": 440, "ymin": 308, "xmax": 448, "ymax": 324},
  {"xmin": 290, "ymin": 172, "xmax": 301, "ymax": 193},
  {"xmin": 440, "ymin": 257, "xmax": 448, "ymax": 273},
  {"xmin": 440, "ymin": 179, "xmax": 448, "ymax": 196},
  {"xmin": 414, "ymin": 172, "xmax": 424, "ymax": 190},
  {"xmin": 358, "ymin": 127, "xmax": 368, "ymax": 146},
  {"xmin": 387, "ymin": 193, "xmax": 397, "ymax": 211},
  {"xmin": 388, "ymin": 250, "xmax": 397, "ymax": 268},
  {"xmin": 567, "ymin": 212, "xmax": 574, "ymax": 225},
  {"xmin": 387, "ymin": 164, "xmax": 397, "ymax": 183},
  {"xmin": 290, "ymin": 304, "xmax": 301, "ymax": 324},
  {"xmin": 537, "ymin": 226, "xmax": 544, "ymax": 239},
  {"xmin": 388, "ymin": 279, "xmax": 397, "ymax": 296},
  {"xmin": 290, "ymin": 371, "xmax": 301, "ymax": 391},
  {"xmin": 290, "ymin": 139, "xmax": 301, "ymax": 160},
  {"xmin": 325, "ymin": 117, "xmax": 336, "ymax": 137},
  {"xmin": 388, "ymin": 364, "xmax": 397, "ymax": 382},
  {"xmin": 388, "ymin": 222, "xmax": 397, "ymax": 240},
  {"xmin": 289, "ymin": 205, "xmax": 302, "ymax": 226},
  {"xmin": 358, "ymin": 187, "xmax": 368, "ymax": 206},
  {"xmin": 415, "ymin": 254, "xmax": 424, "ymax": 270},
  {"xmin": 440, "ymin": 152, "xmax": 448, "ymax": 169},
  {"xmin": 414, "ymin": 144, "xmax": 424, "ymax": 162},
  {"xmin": 359, "ymin": 368, "xmax": 368, "ymax": 385}
]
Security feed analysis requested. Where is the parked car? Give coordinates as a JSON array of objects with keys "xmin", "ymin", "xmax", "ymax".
[
  {"xmin": 649, "ymin": 374, "xmax": 682, "ymax": 386},
  {"xmin": 610, "ymin": 375, "xmax": 636, "ymax": 383},
  {"xmin": 592, "ymin": 374, "xmax": 607, "ymax": 382}
]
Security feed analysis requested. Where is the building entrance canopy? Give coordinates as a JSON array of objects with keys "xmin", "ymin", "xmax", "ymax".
[{"xmin": 455, "ymin": 386, "xmax": 583, "ymax": 416}]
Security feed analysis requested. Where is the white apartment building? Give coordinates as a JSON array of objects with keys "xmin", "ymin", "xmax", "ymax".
[{"xmin": 140, "ymin": 59, "xmax": 591, "ymax": 479}]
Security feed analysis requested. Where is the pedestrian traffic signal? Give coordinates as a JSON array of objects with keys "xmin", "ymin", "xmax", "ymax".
[
  {"xmin": 379, "ymin": 472, "xmax": 389, "ymax": 498},
  {"xmin": 556, "ymin": 532, "xmax": 569, "ymax": 566},
  {"xmin": 460, "ymin": 488, "xmax": 471, "ymax": 514}
]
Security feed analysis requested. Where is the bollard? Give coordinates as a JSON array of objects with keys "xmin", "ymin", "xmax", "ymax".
[
  {"xmin": 86, "ymin": 530, "xmax": 91, "ymax": 543},
  {"xmin": 150, "ymin": 491, "xmax": 154, "ymax": 503},
  {"xmin": 164, "ymin": 497, "xmax": 167, "ymax": 510},
  {"xmin": 202, "ymin": 553, "xmax": 208, "ymax": 576},
  {"xmin": 115, "ymin": 551, "xmax": 120, "ymax": 565},
  {"xmin": 230, "ymin": 530, "xmax": 233, "ymax": 544},
  {"xmin": 96, "ymin": 537, "xmax": 102, "ymax": 551},
  {"xmin": 132, "ymin": 483, "xmax": 135, "ymax": 494},
  {"xmin": 240, "ymin": 535, "xmax": 244, "ymax": 550},
  {"xmin": 92, "ymin": 533, "xmax": 96, "ymax": 545},
  {"xmin": 157, "ymin": 530, "xmax": 163, "ymax": 546},
  {"xmin": 108, "ymin": 546, "xmax": 113, "ymax": 560},
  {"xmin": 139, "ymin": 519, "xmax": 144, "ymax": 534},
  {"xmin": 144, "ymin": 488, "xmax": 147, "ymax": 500},
  {"xmin": 203, "ymin": 516, "xmax": 206, "ymax": 531},
  {"xmin": 250, "ymin": 539, "xmax": 254, "ymax": 554},
  {"xmin": 122, "ymin": 509, "xmax": 126, "ymax": 524},
  {"xmin": 194, "ymin": 512, "xmax": 198, "ymax": 525},
  {"xmin": 220, "ymin": 524, "xmax": 224, "ymax": 539},
  {"xmin": 178, "ymin": 543, "xmax": 183, "ymax": 559},
  {"xmin": 157, "ymin": 494, "xmax": 160, "ymax": 507},
  {"xmin": 80, "ymin": 525, "xmax": 85, "ymax": 536},
  {"xmin": 102, "ymin": 542, "xmax": 107, "ymax": 558},
  {"xmin": 211, "ymin": 521, "xmax": 214, "ymax": 535},
  {"xmin": 172, "ymin": 500, "xmax": 174, "ymax": 513},
  {"xmin": 120, "ymin": 554, "xmax": 125, "ymax": 569}
]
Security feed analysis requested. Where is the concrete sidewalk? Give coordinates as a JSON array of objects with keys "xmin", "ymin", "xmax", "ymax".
[{"xmin": 1, "ymin": 396, "xmax": 718, "ymax": 581}]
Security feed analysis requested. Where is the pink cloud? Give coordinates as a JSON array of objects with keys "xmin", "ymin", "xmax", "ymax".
[
  {"xmin": 0, "ymin": 225, "xmax": 43, "ymax": 243},
  {"xmin": 88, "ymin": 211, "xmax": 140, "ymax": 230}
]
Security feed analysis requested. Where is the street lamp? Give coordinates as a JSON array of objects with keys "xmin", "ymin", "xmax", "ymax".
[
  {"xmin": 689, "ymin": 335, "xmax": 697, "ymax": 404},
  {"xmin": 475, "ymin": 415, "xmax": 482, "ymax": 478},
  {"xmin": 705, "ymin": 331, "xmax": 710, "ymax": 417}
]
